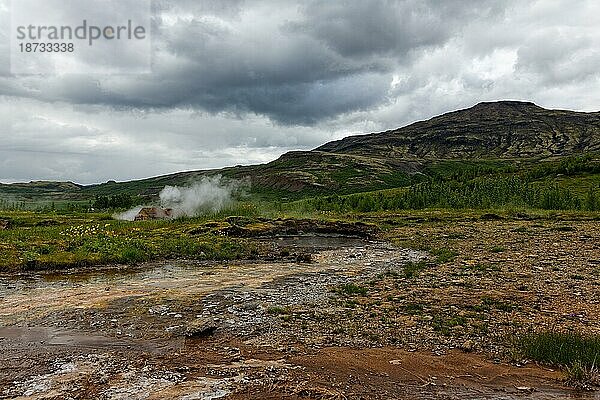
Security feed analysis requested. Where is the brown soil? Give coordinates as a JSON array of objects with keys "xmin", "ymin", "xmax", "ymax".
[
  {"xmin": 1, "ymin": 219, "xmax": 598, "ymax": 399},
  {"xmin": 0, "ymin": 330, "xmax": 573, "ymax": 400}
]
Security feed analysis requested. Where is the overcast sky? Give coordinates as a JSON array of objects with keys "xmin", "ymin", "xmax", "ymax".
[{"xmin": 1, "ymin": 0, "xmax": 599, "ymax": 184}]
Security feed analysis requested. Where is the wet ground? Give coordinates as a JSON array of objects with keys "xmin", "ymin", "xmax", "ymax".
[{"xmin": 0, "ymin": 234, "xmax": 596, "ymax": 399}]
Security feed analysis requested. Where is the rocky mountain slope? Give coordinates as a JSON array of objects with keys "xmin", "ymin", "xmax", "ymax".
[{"xmin": 317, "ymin": 101, "xmax": 600, "ymax": 159}]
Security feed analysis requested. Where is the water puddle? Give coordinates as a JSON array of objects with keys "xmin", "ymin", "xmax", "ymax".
[
  {"xmin": 0, "ymin": 235, "xmax": 590, "ymax": 399},
  {"xmin": 0, "ymin": 326, "xmax": 176, "ymax": 353},
  {"xmin": 257, "ymin": 234, "xmax": 370, "ymax": 249},
  {"xmin": 0, "ymin": 235, "xmax": 394, "ymax": 325}
]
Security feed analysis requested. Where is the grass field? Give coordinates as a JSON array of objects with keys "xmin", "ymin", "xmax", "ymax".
[
  {"xmin": 0, "ymin": 208, "xmax": 261, "ymax": 271},
  {"xmin": 2, "ymin": 156, "xmax": 600, "ymax": 388},
  {"xmin": 2, "ymin": 157, "xmax": 600, "ymax": 272}
]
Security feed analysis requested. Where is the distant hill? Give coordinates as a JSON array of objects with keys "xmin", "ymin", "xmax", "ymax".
[
  {"xmin": 2, "ymin": 101, "xmax": 599, "ymax": 202},
  {"xmin": 0, "ymin": 181, "xmax": 83, "ymax": 200},
  {"xmin": 317, "ymin": 101, "xmax": 600, "ymax": 159}
]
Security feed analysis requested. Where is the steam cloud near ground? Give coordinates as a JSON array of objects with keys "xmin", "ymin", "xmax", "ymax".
[{"xmin": 114, "ymin": 176, "xmax": 238, "ymax": 221}]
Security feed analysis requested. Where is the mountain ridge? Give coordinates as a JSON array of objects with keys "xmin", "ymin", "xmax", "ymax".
[
  {"xmin": 2, "ymin": 101, "xmax": 599, "ymax": 200},
  {"xmin": 317, "ymin": 101, "xmax": 600, "ymax": 159}
]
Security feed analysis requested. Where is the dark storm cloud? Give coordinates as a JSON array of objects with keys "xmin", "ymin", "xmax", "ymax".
[
  {"xmin": 1, "ymin": 0, "xmax": 496, "ymax": 125},
  {"xmin": 2, "ymin": 0, "xmax": 600, "ymax": 183},
  {"xmin": 291, "ymin": 0, "xmax": 505, "ymax": 59},
  {"xmin": 3, "ymin": 0, "xmax": 599, "ymax": 125}
]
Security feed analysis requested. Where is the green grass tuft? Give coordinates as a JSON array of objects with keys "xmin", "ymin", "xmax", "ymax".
[
  {"xmin": 267, "ymin": 306, "xmax": 291, "ymax": 315},
  {"xmin": 517, "ymin": 332, "xmax": 600, "ymax": 369},
  {"xmin": 431, "ymin": 248, "xmax": 458, "ymax": 263},
  {"xmin": 336, "ymin": 283, "xmax": 368, "ymax": 296},
  {"xmin": 402, "ymin": 260, "xmax": 428, "ymax": 278}
]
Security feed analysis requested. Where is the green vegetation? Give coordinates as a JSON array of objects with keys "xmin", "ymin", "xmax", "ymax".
[
  {"xmin": 431, "ymin": 248, "xmax": 458, "ymax": 263},
  {"xmin": 336, "ymin": 283, "xmax": 368, "ymax": 296},
  {"xmin": 2, "ymin": 151, "xmax": 600, "ymax": 273},
  {"xmin": 527, "ymin": 155, "xmax": 600, "ymax": 180},
  {"xmin": 402, "ymin": 260, "xmax": 428, "ymax": 278},
  {"xmin": 474, "ymin": 296, "xmax": 515, "ymax": 312},
  {"xmin": 517, "ymin": 332, "xmax": 600, "ymax": 376},
  {"xmin": 3, "ymin": 152, "xmax": 600, "ymax": 213},
  {"xmin": 399, "ymin": 302, "xmax": 425, "ymax": 315},
  {"xmin": 307, "ymin": 176, "xmax": 600, "ymax": 212},
  {"xmin": 267, "ymin": 306, "xmax": 291, "ymax": 315},
  {"xmin": 269, "ymin": 155, "xmax": 600, "ymax": 214},
  {"xmin": 565, "ymin": 360, "xmax": 598, "ymax": 388},
  {"xmin": 0, "ymin": 211, "xmax": 255, "ymax": 271},
  {"xmin": 2, "ymin": 105, "xmax": 600, "ymax": 392},
  {"xmin": 515, "ymin": 331, "xmax": 600, "ymax": 388},
  {"xmin": 426, "ymin": 159, "xmax": 517, "ymax": 181},
  {"xmin": 92, "ymin": 193, "xmax": 137, "ymax": 210},
  {"xmin": 462, "ymin": 262, "xmax": 500, "ymax": 273},
  {"xmin": 433, "ymin": 315, "xmax": 467, "ymax": 336}
]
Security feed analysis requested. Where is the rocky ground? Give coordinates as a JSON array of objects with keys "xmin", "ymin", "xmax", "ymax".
[{"xmin": 0, "ymin": 216, "xmax": 599, "ymax": 399}]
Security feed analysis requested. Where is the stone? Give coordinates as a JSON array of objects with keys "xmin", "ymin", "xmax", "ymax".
[
  {"xmin": 460, "ymin": 340, "xmax": 475, "ymax": 352},
  {"xmin": 185, "ymin": 318, "xmax": 218, "ymax": 338}
]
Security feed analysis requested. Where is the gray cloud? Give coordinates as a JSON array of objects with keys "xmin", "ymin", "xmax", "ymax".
[
  {"xmin": 516, "ymin": 30, "xmax": 600, "ymax": 85},
  {"xmin": 292, "ymin": 0, "xmax": 505, "ymax": 59},
  {"xmin": 1, "ymin": 0, "xmax": 600, "ymax": 183},
  {"xmin": 2, "ymin": 0, "xmax": 472, "ymax": 124}
]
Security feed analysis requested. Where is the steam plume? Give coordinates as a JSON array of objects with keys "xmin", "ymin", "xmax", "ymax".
[
  {"xmin": 114, "ymin": 175, "xmax": 238, "ymax": 221},
  {"xmin": 113, "ymin": 206, "xmax": 144, "ymax": 221},
  {"xmin": 160, "ymin": 176, "xmax": 234, "ymax": 218}
]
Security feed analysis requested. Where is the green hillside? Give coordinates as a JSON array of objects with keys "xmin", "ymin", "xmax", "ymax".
[{"xmin": 2, "ymin": 101, "xmax": 599, "ymax": 209}]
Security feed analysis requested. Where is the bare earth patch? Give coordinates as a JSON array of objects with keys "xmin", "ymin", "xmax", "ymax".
[{"xmin": 0, "ymin": 217, "xmax": 599, "ymax": 398}]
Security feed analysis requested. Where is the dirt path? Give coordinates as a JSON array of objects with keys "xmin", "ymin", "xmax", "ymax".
[{"xmin": 0, "ymin": 235, "xmax": 593, "ymax": 399}]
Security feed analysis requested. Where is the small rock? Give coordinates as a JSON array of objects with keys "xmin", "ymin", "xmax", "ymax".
[
  {"xmin": 460, "ymin": 340, "xmax": 474, "ymax": 352},
  {"xmin": 185, "ymin": 318, "xmax": 218, "ymax": 338},
  {"xmin": 516, "ymin": 386, "xmax": 534, "ymax": 393},
  {"xmin": 296, "ymin": 253, "xmax": 313, "ymax": 263}
]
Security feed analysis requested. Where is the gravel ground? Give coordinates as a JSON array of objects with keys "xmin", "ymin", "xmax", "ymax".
[{"xmin": 1, "ymin": 219, "xmax": 598, "ymax": 398}]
